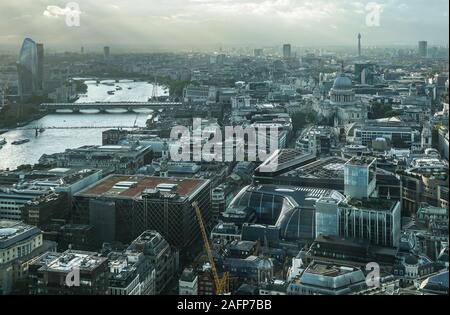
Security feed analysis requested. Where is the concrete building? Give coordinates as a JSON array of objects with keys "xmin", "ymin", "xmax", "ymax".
[
  {"xmin": 212, "ymin": 184, "xmax": 235, "ymax": 221},
  {"xmin": 259, "ymin": 279, "xmax": 288, "ymax": 295},
  {"xmin": 222, "ymin": 255, "xmax": 273, "ymax": 286},
  {"xmin": 0, "ymin": 221, "xmax": 55, "ymax": 295},
  {"xmin": 354, "ymin": 125, "xmax": 419, "ymax": 148},
  {"xmin": 106, "ymin": 251, "xmax": 156, "ymax": 295},
  {"xmin": 183, "ymin": 85, "xmax": 217, "ymax": 103},
  {"xmin": 0, "ymin": 185, "xmax": 57, "ymax": 222},
  {"xmin": 29, "ymin": 250, "xmax": 109, "ymax": 295},
  {"xmin": 0, "ymin": 167, "xmax": 102, "ymax": 226},
  {"xmin": 400, "ymin": 155, "xmax": 449, "ymax": 215},
  {"xmin": 126, "ymin": 231, "xmax": 178, "ymax": 295},
  {"xmin": 74, "ymin": 175, "xmax": 211, "ymax": 255},
  {"xmin": 287, "ymin": 261, "xmax": 367, "ymax": 295},
  {"xmin": 179, "ymin": 267, "xmax": 198, "ymax": 295},
  {"xmin": 300, "ymin": 236, "xmax": 398, "ymax": 271},
  {"xmin": 283, "ymin": 44, "xmax": 292, "ymax": 59},
  {"xmin": 394, "ymin": 254, "xmax": 435, "ymax": 287},
  {"xmin": 44, "ymin": 144, "xmax": 152, "ymax": 175},
  {"xmin": 104, "ymin": 46, "xmax": 110, "ymax": 59},
  {"xmin": 418, "ymin": 41, "xmax": 428, "ymax": 58}
]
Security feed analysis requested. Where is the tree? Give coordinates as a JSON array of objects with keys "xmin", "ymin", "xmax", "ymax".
[
  {"xmin": 369, "ymin": 102, "xmax": 401, "ymax": 119},
  {"xmin": 291, "ymin": 111, "xmax": 318, "ymax": 132}
]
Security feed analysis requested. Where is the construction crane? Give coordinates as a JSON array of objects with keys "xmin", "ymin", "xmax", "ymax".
[{"xmin": 192, "ymin": 201, "xmax": 229, "ymax": 295}]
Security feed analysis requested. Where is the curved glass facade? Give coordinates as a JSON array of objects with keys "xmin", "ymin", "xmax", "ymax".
[
  {"xmin": 228, "ymin": 186, "xmax": 295, "ymax": 224},
  {"xmin": 227, "ymin": 185, "xmax": 337, "ymax": 242},
  {"xmin": 17, "ymin": 38, "xmax": 39, "ymax": 99},
  {"xmin": 276, "ymin": 207, "xmax": 315, "ymax": 240}
]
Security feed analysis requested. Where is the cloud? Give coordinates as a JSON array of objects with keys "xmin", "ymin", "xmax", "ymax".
[
  {"xmin": 0, "ymin": 0, "xmax": 447, "ymax": 50},
  {"xmin": 43, "ymin": 4, "xmax": 82, "ymax": 18}
]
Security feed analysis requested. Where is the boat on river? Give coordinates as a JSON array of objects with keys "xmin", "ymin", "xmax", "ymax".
[{"xmin": 12, "ymin": 139, "xmax": 30, "ymax": 145}]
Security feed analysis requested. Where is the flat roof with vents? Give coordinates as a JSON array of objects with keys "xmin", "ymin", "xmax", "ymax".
[{"xmin": 76, "ymin": 175, "xmax": 209, "ymax": 200}]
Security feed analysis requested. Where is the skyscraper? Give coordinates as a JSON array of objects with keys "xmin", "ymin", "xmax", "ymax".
[
  {"xmin": 358, "ymin": 33, "xmax": 362, "ymax": 57},
  {"xmin": 104, "ymin": 46, "xmax": 110, "ymax": 59},
  {"xmin": 36, "ymin": 43, "xmax": 44, "ymax": 91},
  {"xmin": 418, "ymin": 41, "xmax": 428, "ymax": 58},
  {"xmin": 283, "ymin": 44, "xmax": 291, "ymax": 59},
  {"xmin": 16, "ymin": 38, "xmax": 39, "ymax": 100},
  {"xmin": 254, "ymin": 49, "xmax": 264, "ymax": 57}
]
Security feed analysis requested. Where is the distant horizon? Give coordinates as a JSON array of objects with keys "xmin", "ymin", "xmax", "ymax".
[
  {"xmin": 1, "ymin": 0, "xmax": 448, "ymax": 54},
  {"xmin": 1, "ymin": 41, "xmax": 449, "ymax": 56}
]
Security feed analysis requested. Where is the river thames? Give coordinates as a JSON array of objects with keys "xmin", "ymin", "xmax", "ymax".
[{"xmin": 0, "ymin": 80, "xmax": 168, "ymax": 170}]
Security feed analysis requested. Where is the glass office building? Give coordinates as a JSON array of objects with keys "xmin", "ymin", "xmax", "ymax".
[
  {"xmin": 226, "ymin": 185, "xmax": 345, "ymax": 241},
  {"xmin": 344, "ymin": 157, "xmax": 377, "ymax": 199},
  {"xmin": 17, "ymin": 38, "xmax": 39, "ymax": 100}
]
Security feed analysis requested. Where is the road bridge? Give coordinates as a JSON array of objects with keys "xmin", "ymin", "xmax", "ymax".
[
  {"xmin": 15, "ymin": 126, "xmax": 137, "ymax": 131},
  {"xmin": 40, "ymin": 101, "xmax": 183, "ymax": 112}
]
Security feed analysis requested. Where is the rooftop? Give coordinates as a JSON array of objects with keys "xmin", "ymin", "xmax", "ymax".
[
  {"xmin": 211, "ymin": 222, "xmax": 240, "ymax": 235},
  {"xmin": 420, "ymin": 271, "xmax": 449, "ymax": 294},
  {"xmin": 127, "ymin": 230, "xmax": 170, "ymax": 257},
  {"xmin": 76, "ymin": 175, "xmax": 209, "ymax": 200},
  {"xmin": 0, "ymin": 167, "xmax": 101, "ymax": 188},
  {"xmin": 35, "ymin": 250, "xmax": 107, "ymax": 273},
  {"xmin": 180, "ymin": 268, "xmax": 197, "ymax": 282},
  {"xmin": 256, "ymin": 149, "xmax": 316, "ymax": 174},
  {"xmin": 283, "ymin": 156, "xmax": 348, "ymax": 179},
  {"xmin": 299, "ymin": 260, "xmax": 367, "ymax": 290},
  {"xmin": 306, "ymin": 261, "xmax": 359, "ymax": 277},
  {"xmin": 243, "ymin": 185, "xmax": 344, "ymax": 209},
  {"xmin": 0, "ymin": 221, "xmax": 41, "ymax": 249},
  {"xmin": 346, "ymin": 198, "xmax": 398, "ymax": 212},
  {"xmin": 345, "ymin": 157, "xmax": 377, "ymax": 168}
]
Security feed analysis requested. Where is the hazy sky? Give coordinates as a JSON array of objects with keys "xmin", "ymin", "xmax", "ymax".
[{"xmin": 0, "ymin": 0, "xmax": 448, "ymax": 52}]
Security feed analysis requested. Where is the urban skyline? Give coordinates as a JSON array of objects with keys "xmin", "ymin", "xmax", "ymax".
[{"xmin": 0, "ymin": 0, "xmax": 448, "ymax": 300}]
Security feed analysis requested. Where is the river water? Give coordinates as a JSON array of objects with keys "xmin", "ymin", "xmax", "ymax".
[{"xmin": 0, "ymin": 80, "xmax": 168, "ymax": 170}]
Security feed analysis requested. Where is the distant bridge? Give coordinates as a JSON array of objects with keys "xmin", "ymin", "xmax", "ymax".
[
  {"xmin": 40, "ymin": 101, "xmax": 183, "ymax": 112},
  {"xmin": 16, "ymin": 126, "xmax": 137, "ymax": 131}
]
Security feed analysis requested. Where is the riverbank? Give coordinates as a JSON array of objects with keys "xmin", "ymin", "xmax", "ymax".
[
  {"xmin": 0, "ymin": 111, "xmax": 47, "ymax": 133},
  {"xmin": 0, "ymin": 104, "xmax": 47, "ymax": 131},
  {"xmin": 0, "ymin": 112, "xmax": 149, "ymax": 170}
]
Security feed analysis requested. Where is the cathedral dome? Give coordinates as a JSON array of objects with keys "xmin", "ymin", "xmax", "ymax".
[
  {"xmin": 333, "ymin": 74, "xmax": 353, "ymax": 90},
  {"xmin": 330, "ymin": 74, "xmax": 356, "ymax": 106}
]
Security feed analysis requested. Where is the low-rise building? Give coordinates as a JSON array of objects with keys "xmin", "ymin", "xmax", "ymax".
[
  {"xmin": 42, "ymin": 144, "xmax": 152, "ymax": 175},
  {"xmin": 29, "ymin": 250, "xmax": 109, "ymax": 295},
  {"xmin": 179, "ymin": 267, "xmax": 198, "ymax": 295},
  {"xmin": 107, "ymin": 251, "xmax": 156, "ymax": 295},
  {"xmin": 126, "ymin": 231, "xmax": 178, "ymax": 295},
  {"xmin": 0, "ymin": 221, "xmax": 55, "ymax": 295},
  {"xmin": 287, "ymin": 261, "xmax": 367, "ymax": 295}
]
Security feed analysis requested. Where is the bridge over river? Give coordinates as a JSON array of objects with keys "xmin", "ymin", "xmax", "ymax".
[
  {"xmin": 15, "ymin": 125, "xmax": 137, "ymax": 131},
  {"xmin": 40, "ymin": 101, "xmax": 183, "ymax": 112}
]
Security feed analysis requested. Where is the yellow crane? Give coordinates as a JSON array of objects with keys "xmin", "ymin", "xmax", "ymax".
[{"xmin": 192, "ymin": 201, "xmax": 229, "ymax": 295}]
